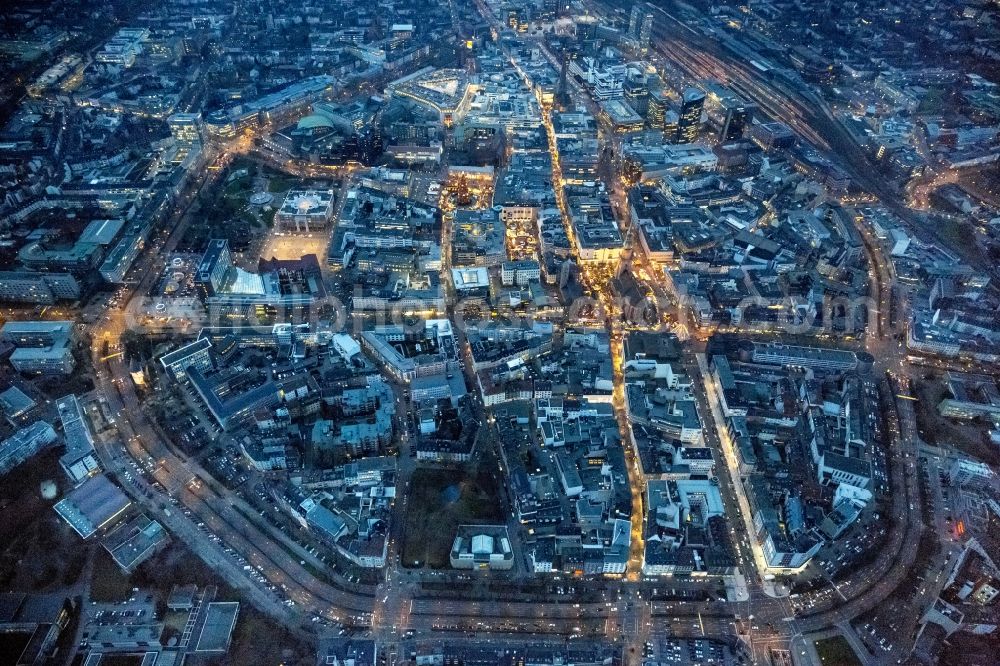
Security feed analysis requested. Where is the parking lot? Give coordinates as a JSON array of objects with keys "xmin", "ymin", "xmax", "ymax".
[{"xmin": 644, "ymin": 637, "xmax": 737, "ymax": 665}]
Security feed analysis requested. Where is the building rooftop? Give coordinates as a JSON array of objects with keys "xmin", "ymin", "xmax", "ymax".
[
  {"xmin": 193, "ymin": 602, "xmax": 240, "ymax": 653},
  {"xmin": 0, "ymin": 385, "xmax": 35, "ymax": 418},
  {"xmin": 54, "ymin": 474, "xmax": 130, "ymax": 539}
]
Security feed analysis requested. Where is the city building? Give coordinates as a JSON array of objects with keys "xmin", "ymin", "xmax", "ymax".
[
  {"xmin": 95, "ymin": 27, "xmax": 148, "ymax": 67},
  {"xmin": 386, "ymin": 68, "xmax": 474, "ymax": 125},
  {"xmin": 677, "ymin": 88, "xmax": 705, "ymax": 144},
  {"xmin": 317, "ymin": 638, "xmax": 377, "ymax": 666},
  {"xmin": 274, "ymin": 189, "xmax": 336, "ymax": 232},
  {"xmin": 0, "ymin": 593, "xmax": 73, "ymax": 665},
  {"xmin": 195, "ymin": 239, "xmax": 233, "ymax": 297},
  {"xmin": 450, "ymin": 525, "xmax": 515, "ymax": 571},
  {"xmin": 949, "ymin": 458, "xmax": 994, "ymax": 487},
  {"xmin": 637, "ymin": 11, "xmax": 653, "ymax": 53},
  {"xmin": 749, "ymin": 121, "xmax": 796, "ymax": 152},
  {"xmin": 750, "ymin": 342, "xmax": 869, "ymax": 372},
  {"xmin": 159, "ymin": 337, "xmax": 214, "ymax": 381},
  {"xmin": 720, "ymin": 104, "xmax": 752, "ymax": 142},
  {"xmin": 54, "ymin": 474, "xmax": 131, "ymax": 539},
  {"xmin": 103, "ymin": 514, "xmax": 169, "ymax": 572},
  {"xmin": 56, "ymin": 394, "xmax": 100, "ymax": 483},
  {"xmin": 167, "ymin": 112, "xmax": 203, "ymax": 147},
  {"xmin": 0, "ymin": 271, "xmax": 80, "ymax": 304},
  {"xmin": 938, "ymin": 373, "xmax": 1000, "ymax": 421},
  {"xmin": 0, "ymin": 421, "xmax": 57, "ymax": 477},
  {"xmin": 501, "ymin": 260, "xmax": 541, "ymax": 287},
  {"xmin": 194, "ymin": 240, "xmax": 327, "ymax": 307},
  {"xmin": 187, "ymin": 365, "xmax": 282, "ymax": 431},
  {"xmin": 1, "ymin": 320, "xmax": 75, "ymax": 374}
]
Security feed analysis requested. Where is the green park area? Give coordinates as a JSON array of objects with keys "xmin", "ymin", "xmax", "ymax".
[
  {"xmin": 177, "ymin": 159, "xmax": 278, "ymax": 255},
  {"xmin": 814, "ymin": 636, "xmax": 862, "ymax": 666},
  {"xmin": 401, "ymin": 466, "xmax": 504, "ymax": 569}
]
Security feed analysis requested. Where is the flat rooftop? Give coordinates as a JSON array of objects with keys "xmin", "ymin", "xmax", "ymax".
[
  {"xmin": 193, "ymin": 602, "xmax": 240, "ymax": 652},
  {"xmin": 54, "ymin": 474, "xmax": 130, "ymax": 539}
]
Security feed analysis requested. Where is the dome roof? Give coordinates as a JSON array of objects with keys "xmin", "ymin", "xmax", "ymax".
[{"xmin": 297, "ymin": 114, "xmax": 334, "ymax": 130}]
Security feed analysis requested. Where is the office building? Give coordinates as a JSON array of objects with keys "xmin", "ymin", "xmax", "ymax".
[
  {"xmin": 647, "ymin": 88, "xmax": 668, "ymax": 130},
  {"xmin": 0, "ymin": 421, "xmax": 57, "ymax": 477},
  {"xmin": 167, "ymin": 112, "xmax": 203, "ymax": 147},
  {"xmin": 0, "ymin": 271, "xmax": 80, "ymax": 304},
  {"xmin": 1, "ymin": 321, "xmax": 75, "ymax": 374},
  {"xmin": 720, "ymin": 104, "xmax": 752, "ymax": 142},
  {"xmin": 56, "ymin": 394, "xmax": 100, "ymax": 483},
  {"xmin": 637, "ymin": 11, "xmax": 653, "ymax": 53},
  {"xmin": 195, "ymin": 239, "xmax": 233, "ymax": 296},
  {"xmin": 677, "ymin": 88, "xmax": 705, "ymax": 143},
  {"xmin": 624, "ymin": 77, "xmax": 649, "ymax": 116}
]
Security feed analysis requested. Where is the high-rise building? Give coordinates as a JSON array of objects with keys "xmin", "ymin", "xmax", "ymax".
[
  {"xmin": 663, "ymin": 110, "xmax": 679, "ymax": 141},
  {"xmin": 647, "ymin": 89, "xmax": 668, "ymax": 130},
  {"xmin": 638, "ymin": 11, "xmax": 654, "ymax": 53},
  {"xmin": 628, "ymin": 6, "xmax": 654, "ymax": 52},
  {"xmin": 676, "ymin": 88, "xmax": 705, "ymax": 143},
  {"xmin": 507, "ymin": 9, "xmax": 520, "ymax": 30},
  {"xmin": 719, "ymin": 104, "xmax": 752, "ymax": 142},
  {"xmin": 168, "ymin": 113, "xmax": 203, "ymax": 147},
  {"xmin": 577, "ymin": 16, "xmax": 598, "ymax": 43},
  {"xmin": 628, "ymin": 6, "xmax": 643, "ymax": 40},
  {"xmin": 555, "ymin": 51, "xmax": 572, "ymax": 111},
  {"xmin": 624, "ymin": 77, "xmax": 649, "ymax": 116},
  {"xmin": 195, "ymin": 239, "xmax": 233, "ymax": 297}
]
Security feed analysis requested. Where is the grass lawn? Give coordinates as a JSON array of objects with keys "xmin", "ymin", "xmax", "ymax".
[
  {"xmin": 224, "ymin": 604, "xmax": 314, "ymax": 666},
  {"xmin": 90, "ymin": 548, "xmax": 134, "ymax": 602},
  {"xmin": 224, "ymin": 177, "xmax": 252, "ymax": 198},
  {"xmin": 130, "ymin": 542, "xmax": 237, "ymax": 596},
  {"xmin": 267, "ymin": 173, "xmax": 297, "ymax": 194},
  {"xmin": 229, "ymin": 156, "xmax": 258, "ymax": 174},
  {"xmin": 0, "ymin": 448, "xmax": 65, "ymax": 543},
  {"xmin": 814, "ymin": 636, "xmax": 861, "ymax": 666},
  {"xmin": 401, "ymin": 466, "xmax": 504, "ymax": 569},
  {"xmin": 0, "ymin": 449, "xmax": 91, "ymax": 592}
]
